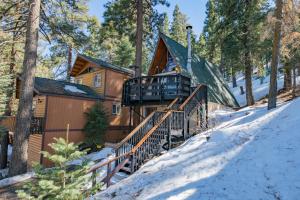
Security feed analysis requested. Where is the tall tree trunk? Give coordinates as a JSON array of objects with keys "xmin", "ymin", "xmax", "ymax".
[
  {"xmin": 135, "ymin": 0, "xmax": 143, "ymax": 76},
  {"xmin": 232, "ymin": 71, "xmax": 237, "ymax": 88},
  {"xmin": 0, "ymin": 131, "xmax": 9, "ymax": 169},
  {"xmin": 268, "ymin": 0, "xmax": 283, "ymax": 110},
  {"xmin": 243, "ymin": 0, "xmax": 255, "ymax": 106},
  {"xmin": 292, "ymin": 65, "xmax": 296, "ymax": 98},
  {"xmin": 245, "ymin": 50, "xmax": 255, "ymax": 106},
  {"xmin": 283, "ymin": 66, "xmax": 292, "ymax": 91},
  {"xmin": 8, "ymin": 0, "xmax": 41, "ymax": 177},
  {"xmin": 66, "ymin": 45, "xmax": 72, "ymax": 82},
  {"xmin": 133, "ymin": 0, "xmax": 143, "ymax": 126}
]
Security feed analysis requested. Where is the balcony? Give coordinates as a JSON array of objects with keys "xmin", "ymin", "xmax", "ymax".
[{"xmin": 122, "ymin": 73, "xmax": 191, "ymax": 106}]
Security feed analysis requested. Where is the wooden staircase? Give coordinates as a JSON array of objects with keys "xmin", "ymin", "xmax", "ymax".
[{"xmin": 88, "ymin": 85, "xmax": 208, "ymax": 188}]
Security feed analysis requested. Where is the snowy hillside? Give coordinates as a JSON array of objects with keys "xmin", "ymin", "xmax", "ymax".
[
  {"xmin": 229, "ymin": 74, "xmax": 285, "ymax": 106},
  {"xmin": 95, "ymin": 98, "xmax": 300, "ymax": 200}
]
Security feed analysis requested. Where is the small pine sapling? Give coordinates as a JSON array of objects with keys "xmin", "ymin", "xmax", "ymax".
[{"xmin": 17, "ymin": 137, "xmax": 101, "ymax": 199}]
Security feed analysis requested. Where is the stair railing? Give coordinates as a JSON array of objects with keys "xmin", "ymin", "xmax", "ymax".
[
  {"xmin": 115, "ymin": 98, "xmax": 179, "ymax": 166},
  {"xmin": 179, "ymin": 84, "xmax": 208, "ymax": 138}
]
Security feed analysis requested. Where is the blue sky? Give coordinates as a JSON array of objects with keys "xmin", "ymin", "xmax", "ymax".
[{"xmin": 88, "ymin": 0, "xmax": 208, "ymax": 37}]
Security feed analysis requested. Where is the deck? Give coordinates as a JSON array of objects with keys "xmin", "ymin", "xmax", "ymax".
[{"xmin": 122, "ymin": 74, "xmax": 191, "ymax": 106}]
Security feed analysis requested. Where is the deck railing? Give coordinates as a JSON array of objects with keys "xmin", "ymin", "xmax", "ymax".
[
  {"xmin": 122, "ymin": 74, "xmax": 191, "ymax": 106},
  {"xmin": 0, "ymin": 116, "xmax": 45, "ymax": 135}
]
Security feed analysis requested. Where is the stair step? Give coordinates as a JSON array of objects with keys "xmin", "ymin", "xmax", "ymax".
[
  {"xmin": 121, "ymin": 166, "xmax": 132, "ymax": 173},
  {"xmin": 113, "ymin": 172, "xmax": 129, "ymax": 181}
]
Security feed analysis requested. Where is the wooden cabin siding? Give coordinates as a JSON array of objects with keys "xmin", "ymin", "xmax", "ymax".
[
  {"xmin": 42, "ymin": 130, "xmax": 85, "ymax": 167},
  {"xmin": 102, "ymin": 100, "xmax": 130, "ymax": 126},
  {"xmin": 27, "ymin": 134, "xmax": 43, "ymax": 167},
  {"xmin": 105, "ymin": 128, "xmax": 130, "ymax": 143},
  {"xmin": 104, "ymin": 69, "xmax": 130, "ymax": 98},
  {"xmin": 33, "ymin": 96, "xmax": 46, "ymax": 117},
  {"xmin": 74, "ymin": 67, "xmax": 106, "ymax": 95},
  {"xmin": 0, "ymin": 116, "xmax": 16, "ymax": 132},
  {"xmin": 45, "ymin": 96, "xmax": 96, "ymax": 130}
]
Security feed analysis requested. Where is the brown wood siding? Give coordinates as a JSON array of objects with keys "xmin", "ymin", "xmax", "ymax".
[
  {"xmin": 0, "ymin": 116, "xmax": 16, "ymax": 132},
  {"xmin": 102, "ymin": 100, "xmax": 130, "ymax": 126},
  {"xmin": 33, "ymin": 96, "xmax": 46, "ymax": 117},
  {"xmin": 74, "ymin": 62, "xmax": 106, "ymax": 95},
  {"xmin": 27, "ymin": 134, "xmax": 42, "ymax": 167},
  {"xmin": 45, "ymin": 96, "xmax": 96, "ymax": 130},
  {"xmin": 149, "ymin": 38, "xmax": 168, "ymax": 75},
  {"xmin": 105, "ymin": 69, "xmax": 130, "ymax": 98},
  {"xmin": 42, "ymin": 130, "xmax": 85, "ymax": 167}
]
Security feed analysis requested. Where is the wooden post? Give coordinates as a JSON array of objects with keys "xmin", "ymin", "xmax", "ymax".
[
  {"xmin": 107, "ymin": 161, "xmax": 111, "ymax": 187},
  {"xmin": 168, "ymin": 116, "xmax": 172, "ymax": 150},
  {"xmin": 183, "ymin": 111, "xmax": 187, "ymax": 140},
  {"xmin": 130, "ymin": 154, "xmax": 135, "ymax": 173},
  {"xmin": 92, "ymin": 170, "xmax": 96, "ymax": 188},
  {"xmin": 66, "ymin": 124, "xmax": 69, "ymax": 143}
]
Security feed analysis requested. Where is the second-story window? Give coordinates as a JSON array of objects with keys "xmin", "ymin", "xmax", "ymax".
[
  {"xmin": 93, "ymin": 74, "xmax": 101, "ymax": 87},
  {"xmin": 76, "ymin": 79, "xmax": 82, "ymax": 84}
]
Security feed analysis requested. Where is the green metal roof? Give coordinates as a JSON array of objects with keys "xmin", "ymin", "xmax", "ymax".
[
  {"xmin": 34, "ymin": 77, "xmax": 102, "ymax": 99},
  {"xmin": 160, "ymin": 33, "xmax": 240, "ymax": 108}
]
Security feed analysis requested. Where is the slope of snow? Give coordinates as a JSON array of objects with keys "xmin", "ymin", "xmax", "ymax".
[
  {"xmin": 229, "ymin": 74, "xmax": 284, "ymax": 106},
  {"xmin": 95, "ymin": 98, "xmax": 300, "ymax": 200}
]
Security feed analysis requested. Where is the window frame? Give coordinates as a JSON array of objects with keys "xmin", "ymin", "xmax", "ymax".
[
  {"xmin": 112, "ymin": 103, "xmax": 121, "ymax": 115},
  {"xmin": 93, "ymin": 73, "xmax": 101, "ymax": 88}
]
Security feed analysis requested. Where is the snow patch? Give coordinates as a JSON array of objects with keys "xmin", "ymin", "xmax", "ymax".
[
  {"xmin": 95, "ymin": 98, "xmax": 300, "ymax": 200},
  {"xmin": 64, "ymin": 85, "xmax": 86, "ymax": 94}
]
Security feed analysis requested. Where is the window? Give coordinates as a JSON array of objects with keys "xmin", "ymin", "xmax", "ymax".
[
  {"xmin": 76, "ymin": 79, "xmax": 82, "ymax": 84},
  {"xmin": 112, "ymin": 103, "xmax": 121, "ymax": 115},
  {"xmin": 93, "ymin": 74, "xmax": 101, "ymax": 87}
]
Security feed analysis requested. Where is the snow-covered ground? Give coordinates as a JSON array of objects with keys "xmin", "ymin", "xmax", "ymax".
[
  {"xmin": 0, "ymin": 147, "xmax": 113, "ymax": 188},
  {"xmin": 229, "ymin": 73, "xmax": 300, "ymax": 107},
  {"xmin": 229, "ymin": 74, "xmax": 284, "ymax": 106},
  {"xmin": 95, "ymin": 97, "xmax": 300, "ymax": 200}
]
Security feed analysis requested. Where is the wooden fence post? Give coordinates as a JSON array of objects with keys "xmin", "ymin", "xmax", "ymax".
[{"xmin": 168, "ymin": 116, "xmax": 172, "ymax": 150}]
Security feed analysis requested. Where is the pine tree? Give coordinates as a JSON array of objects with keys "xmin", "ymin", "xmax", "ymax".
[
  {"xmin": 170, "ymin": 5, "xmax": 188, "ymax": 46},
  {"xmin": 159, "ymin": 13, "xmax": 170, "ymax": 35},
  {"xmin": 9, "ymin": 0, "xmax": 41, "ymax": 177},
  {"xmin": 84, "ymin": 103, "xmax": 109, "ymax": 151},
  {"xmin": 17, "ymin": 138, "xmax": 99, "ymax": 199},
  {"xmin": 115, "ymin": 36, "xmax": 135, "ymax": 67}
]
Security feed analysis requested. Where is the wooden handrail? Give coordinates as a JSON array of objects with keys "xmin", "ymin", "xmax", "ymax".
[
  {"xmin": 166, "ymin": 97, "xmax": 179, "ymax": 110},
  {"xmin": 131, "ymin": 110, "xmax": 173, "ymax": 153},
  {"xmin": 115, "ymin": 97, "xmax": 178, "ymax": 149},
  {"xmin": 114, "ymin": 111, "xmax": 160, "ymax": 149},
  {"xmin": 179, "ymin": 84, "xmax": 203, "ymax": 110},
  {"xmin": 88, "ymin": 152, "xmax": 131, "ymax": 173}
]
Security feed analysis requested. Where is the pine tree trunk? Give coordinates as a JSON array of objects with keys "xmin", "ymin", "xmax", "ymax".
[
  {"xmin": 232, "ymin": 71, "xmax": 237, "ymax": 88},
  {"xmin": 135, "ymin": 0, "xmax": 143, "ymax": 76},
  {"xmin": 0, "ymin": 131, "xmax": 9, "ymax": 169},
  {"xmin": 283, "ymin": 66, "xmax": 292, "ymax": 91},
  {"xmin": 243, "ymin": 0, "xmax": 255, "ymax": 106},
  {"xmin": 66, "ymin": 45, "xmax": 72, "ymax": 82},
  {"xmin": 133, "ymin": 0, "xmax": 143, "ymax": 126},
  {"xmin": 8, "ymin": 0, "xmax": 41, "ymax": 177},
  {"xmin": 292, "ymin": 65, "xmax": 296, "ymax": 98},
  {"xmin": 245, "ymin": 50, "xmax": 255, "ymax": 106},
  {"xmin": 268, "ymin": 0, "xmax": 283, "ymax": 110}
]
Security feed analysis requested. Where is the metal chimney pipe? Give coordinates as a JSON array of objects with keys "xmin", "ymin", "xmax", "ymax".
[{"xmin": 186, "ymin": 25, "xmax": 195, "ymax": 85}]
